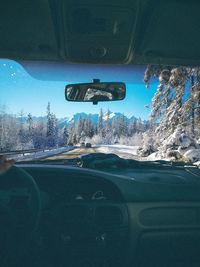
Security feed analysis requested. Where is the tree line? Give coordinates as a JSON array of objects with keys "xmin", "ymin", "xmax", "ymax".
[{"xmin": 0, "ymin": 103, "xmax": 148, "ymax": 152}]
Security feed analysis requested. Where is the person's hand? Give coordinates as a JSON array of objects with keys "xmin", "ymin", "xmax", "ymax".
[{"xmin": 0, "ymin": 155, "xmax": 15, "ymax": 175}]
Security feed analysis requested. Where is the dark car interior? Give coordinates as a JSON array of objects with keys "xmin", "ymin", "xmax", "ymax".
[{"xmin": 1, "ymin": 1, "xmax": 200, "ymax": 267}]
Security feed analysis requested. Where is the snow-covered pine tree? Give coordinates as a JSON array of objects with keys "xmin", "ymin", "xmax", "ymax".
[
  {"xmin": 0, "ymin": 106, "xmax": 19, "ymax": 151},
  {"xmin": 63, "ymin": 126, "xmax": 69, "ymax": 145},
  {"xmin": 32, "ymin": 120, "xmax": 46, "ymax": 149},
  {"xmin": 27, "ymin": 113, "xmax": 34, "ymax": 141},
  {"xmin": 97, "ymin": 108, "xmax": 103, "ymax": 136},
  {"xmin": 143, "ymin": 65, "xmax": 200, "ymax": 161},
  {"xmin": 18, "ymin": 110, "xmax": 28, "ymax": 149},
  {"xmin": 46, "ymin": 102, "xmax": 58, "ymax": 148}
]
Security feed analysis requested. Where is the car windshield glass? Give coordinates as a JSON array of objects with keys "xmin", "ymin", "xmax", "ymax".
[{"xmin": 0, "ymin": 59, "xmax": 200, "ymax": 169}]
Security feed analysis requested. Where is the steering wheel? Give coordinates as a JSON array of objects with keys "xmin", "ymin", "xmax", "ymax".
[{"xmin": 0, "ymin": 166, "xmax": 41, "ymax": 266}]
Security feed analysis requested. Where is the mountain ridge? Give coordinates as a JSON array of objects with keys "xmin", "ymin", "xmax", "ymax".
[{"xmin": 16, "ymin": 111, "xmax": 146, "ymax": 128}]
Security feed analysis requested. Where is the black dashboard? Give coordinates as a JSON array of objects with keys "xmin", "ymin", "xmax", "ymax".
[
  {"xmin": 20, "ymin": 165, "xmax": 129, "ymax": 267},
  {"xmin": 37, "ymin": 169, "xmax": 124, "ymax": 205},
  {"xmin": 18, "ymin": 164, "xmax": 200, "ymax": 267}
]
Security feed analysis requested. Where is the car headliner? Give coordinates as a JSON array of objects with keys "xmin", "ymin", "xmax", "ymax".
[{"xmin": 0, "ymin": 0, "xmax": 200, "ymax": 66}]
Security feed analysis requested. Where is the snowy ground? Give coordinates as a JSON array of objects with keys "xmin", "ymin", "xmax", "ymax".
[
  {"xmin": 97, "ymin": 145, "xmax": 140, "ymax": 160},
  {"xmin": 9, "ymin": 146, "xmax": 74, "ymax": 162}
]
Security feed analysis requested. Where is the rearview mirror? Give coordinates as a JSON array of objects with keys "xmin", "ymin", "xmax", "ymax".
[{"xmin": 65, "ymin": 81, "xmax": 126, "ymax": 104}]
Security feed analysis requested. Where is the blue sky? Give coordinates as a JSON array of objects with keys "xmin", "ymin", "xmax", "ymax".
[{"xmin": 0, "ymin": 59, "xmax": 157, "ymax": 119}]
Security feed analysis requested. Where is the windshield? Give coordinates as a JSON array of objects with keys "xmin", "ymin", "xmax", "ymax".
[{"xmin": 0, "ymin": 60, "xmax": 200, "ymax": 169}]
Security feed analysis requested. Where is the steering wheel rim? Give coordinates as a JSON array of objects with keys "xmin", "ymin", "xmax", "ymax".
[{"xmin": 0, "ymin": 165, "xmax": 41, "ymax": 265}]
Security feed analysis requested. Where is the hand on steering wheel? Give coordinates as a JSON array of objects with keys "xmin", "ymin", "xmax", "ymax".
[{"xmin": 0, "ymin": 155, "xmax": 15, "ymax": 175}]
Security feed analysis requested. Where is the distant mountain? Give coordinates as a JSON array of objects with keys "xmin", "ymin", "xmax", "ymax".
[
  {"xmin": 103, "ymin": 111, "xmax": 121, "ymax": 121},
  {"xmin": 66, "ymin": 112, "xmax": 99, "ymax": 125},
  {"xmin": 66, "ymin": 111, "xmax": 132, "ymax": 125},
  {"xmin": 63, "ymin": 111, "xmax": 140, "ymax": 126},
  {"xmin": 16, "ymin": 111, "xmax": 145, "ymax": 129}
]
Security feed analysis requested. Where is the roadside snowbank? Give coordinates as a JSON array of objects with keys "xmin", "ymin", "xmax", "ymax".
[
  {"xmin": 98, "ymin": 145, "xmax": 138, "ymax": 156},
  {"xmin": 9, "ymin": 146, "xmax": 74, "ymax": 162},
  {"xmin": 143, "ymin": 128, "xmax": 200, "ymax": 166},
  {"xmin": 183, "ymin": 149, "xmax": 200, "ymax": 162}
]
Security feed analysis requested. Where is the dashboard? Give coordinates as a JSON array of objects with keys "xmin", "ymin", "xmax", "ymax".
[
  {"xmin": 38, "ymin": 170, "xmax": 123, "ymax": 206},
  {"xmin": 18, "ymin": 164, "xmax": 200, "ymax": 267},
  {"xmin": 20, "ymin": 165, "xmax": 129, "ymax": 267}
]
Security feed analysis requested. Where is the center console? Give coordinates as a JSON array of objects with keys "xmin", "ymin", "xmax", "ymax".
[{"xmin": 41, "ymin": 203, "xmax": 129, "ymax": 267}]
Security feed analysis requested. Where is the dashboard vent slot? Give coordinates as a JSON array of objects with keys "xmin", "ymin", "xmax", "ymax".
[{"xmin": 95, "ymin": 206, "xmax": 122, "ymax": 227}]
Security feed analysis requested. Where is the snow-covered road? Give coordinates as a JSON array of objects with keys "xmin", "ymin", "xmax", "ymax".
[
  {"xmin": 10, "ymin": 144, "xmax": 141, "ymax": 162},
  {"xmin": 44, "ymin": 145, "xmax": 140, "ymax": 161}
]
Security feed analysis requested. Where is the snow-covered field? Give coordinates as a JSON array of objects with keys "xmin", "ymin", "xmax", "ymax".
[
  {"xmin": 97, "ymin": 145, "xmax": 139, "ymax": 159},
  {"xmin": 10, "ymin": 146, "xmax": 74, "ymax": 162}
]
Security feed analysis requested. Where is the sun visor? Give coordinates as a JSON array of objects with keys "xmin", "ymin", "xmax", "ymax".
[
  {"xmin": 0, "ymin": 0, "xmax": 59, "ymax": 61},
  {"xmin": 19, "ymin": 61, "xmax": 146, "ymax": 84},
  {"xmin": 134, "ymin": 0, "xmax": 200, "ymax": 65}
]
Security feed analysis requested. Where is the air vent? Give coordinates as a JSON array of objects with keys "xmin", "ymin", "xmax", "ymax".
[{"xmin": 95, "ymin": 206, "xmax": 122, "ymax": 227}]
